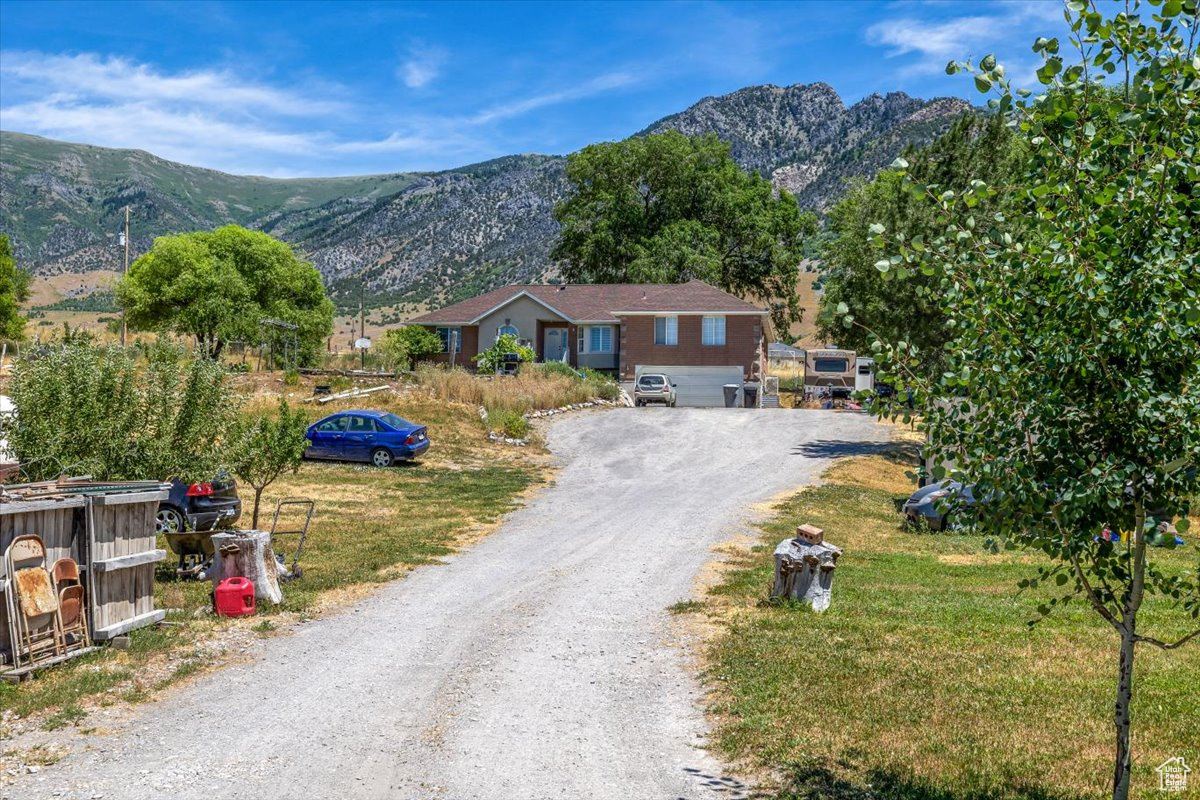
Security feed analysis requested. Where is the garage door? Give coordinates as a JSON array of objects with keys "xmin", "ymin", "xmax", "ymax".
[{"xmin": 635, "ymin": 365, "xmax": 744, "ymax": 407}]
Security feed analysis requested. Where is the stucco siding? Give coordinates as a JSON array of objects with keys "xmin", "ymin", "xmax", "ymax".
[{"xmin": 476, "ymin": 295, "xmax": 567, "ymax": 351}]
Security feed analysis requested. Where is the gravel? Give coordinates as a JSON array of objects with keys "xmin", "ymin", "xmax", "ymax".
[{"xmin": 8, "ymin": 408, "xmax": 887, "ymax": 800}]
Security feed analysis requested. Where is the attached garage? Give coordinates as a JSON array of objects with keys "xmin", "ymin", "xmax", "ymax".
[{"xmin": 635, "ymin": 365, "xmax": 744, "ymax": 408}]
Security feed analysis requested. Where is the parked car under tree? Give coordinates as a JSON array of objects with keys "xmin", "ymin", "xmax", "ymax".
[
  {"xmin": 156, "ymin": 474, "xmax": 242, "ymax": 534},
  {"xmin": 304, "ymin": 410, "xmax": 430, "ymax": 467}
]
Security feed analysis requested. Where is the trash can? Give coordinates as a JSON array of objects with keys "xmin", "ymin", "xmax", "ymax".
[
  {"xmin": 723, "ymin": 384, "xmax": 741, "ymax": 408},
  {"xmin": 742, "ymin": 383, "xmax": 760, "ymax": 408}
]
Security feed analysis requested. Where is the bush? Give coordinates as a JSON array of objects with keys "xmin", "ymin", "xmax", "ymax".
[
  {"xmin": 487, "ymin": 407, "xmax": 531, "ymax": 439},
  {"xmin": 581, "ymin": 369, "xmax": 620, "ymax": 400},
  {"xmin": 535, "ymin": 361, "xmax": 582, "ymax": 380},
  {"xmin": 378, "ymin": 326, "xmax": 443, "ymax": 370},
  {"xmin": 474, "ymin": 334, "xmax": 536, "ymax": 374},
  {"xmin": 283, "ymin": 369, "xmax": 300, "ymax": 386},
  {"xmin": 3, "ymin": 341, "xmax": 238, "ymax": 481}
]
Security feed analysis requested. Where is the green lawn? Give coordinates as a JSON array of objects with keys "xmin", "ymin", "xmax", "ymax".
[{"xmin": 689, "ymin": 453, "xmax": 1199, "ymax": 800}]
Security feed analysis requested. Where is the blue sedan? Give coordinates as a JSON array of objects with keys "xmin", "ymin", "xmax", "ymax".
[{"xmin": 305, "ymin": 410, "xmax": 430, "ymax": 467}]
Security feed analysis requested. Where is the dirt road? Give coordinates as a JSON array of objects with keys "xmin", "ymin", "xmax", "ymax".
[{"xmin": 12, "ymin": 408, "xmax": 887, "ymax": 800}]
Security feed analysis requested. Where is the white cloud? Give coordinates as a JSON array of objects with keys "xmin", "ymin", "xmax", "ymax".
[
  {"xmin": 471, "ymin": 71, "xmax": 638, "ymax": 124},
  {"xmin": 0, "ymin": 49, "xmax": 640, "ymax": 174},
  {"xmin": 0, "ymin": 51, "xmax": 343, "ymax": 116},
  {"xmin": 865, "ymin": 2, "xmax": 1062, "ymax": 80},
  {"xmin": 399, "ymin": 43, "xmax": 448, "ymax": 89}
]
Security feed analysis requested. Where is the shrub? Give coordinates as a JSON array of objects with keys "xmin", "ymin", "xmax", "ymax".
[
  {"xmin": 378, "ymin": 326, "xmax": 443, "ymax": 370},
  {"xmin": 3, "ymin": 341, "xmax": 238, "ymax": 481},
  {"xmin": 535, "ymin": 361, "xmax": 582, "ymax": 380},
  {"xmin": 581, "ymin": 369, "xmax": 620, "ymax": 400},
  {"xmin": 487, "ymin": 407, "xmax": 531, "ymax": 439},
  {"xmin": 474, "ymin": 333, "xmax": 536, "ymax": 374},
  {"xmin": 283, "ymin": 369, "xmax": 300, "ymax": 386}
]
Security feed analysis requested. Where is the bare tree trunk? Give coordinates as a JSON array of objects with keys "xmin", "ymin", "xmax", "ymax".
[
  {"xmin": 252, "ymin": 486, "xmax": 263, "ymax": 530},
  {"xmin": 1113, "ymin": 501, "xmax": 1148, "ymax": 800},
  {"xmin": 1113, "ymin": 624, "xmax": 1136, "ymax": 800}
]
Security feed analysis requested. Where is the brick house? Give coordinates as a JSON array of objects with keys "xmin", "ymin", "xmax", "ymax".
[{"xmin": 407, "ymin": 280, "xmax": 768, "ymax": 405}]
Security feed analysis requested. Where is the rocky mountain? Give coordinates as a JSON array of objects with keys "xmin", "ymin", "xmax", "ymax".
[{"xmin": 0, "ymin": 83, "xmax": 971, "ymax": 309}]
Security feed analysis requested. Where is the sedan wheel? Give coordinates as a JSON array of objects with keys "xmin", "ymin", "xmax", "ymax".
[
  {"xmin": 156, "ymin": 507, "xmax": 185, "ymax": 535},
  {"xmin": 372, "ymin": 448, "xmax": 394, "ymax": 468}
]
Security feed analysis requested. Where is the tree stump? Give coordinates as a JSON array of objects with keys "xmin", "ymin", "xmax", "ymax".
[
  {"xmin": 772, "ymin": 525, "xmax": 842, "ymax": 612},
  {"xmin": 208, "ymin": 531, "xmax": 283, "ymax": 605}
]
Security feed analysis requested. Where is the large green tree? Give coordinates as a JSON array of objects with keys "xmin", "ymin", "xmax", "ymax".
[
  {"xmin": 552, "ymin": 131, "xmax": 816, "ymax": 331},
  {"xmin": 818, "ymin": 113, "xmax": 1024, "ymax": 376},
  {"xmin": 857, "ymin": 3, "xmax": 1200, "ymax": 798},
  {"xmin": 116, "ymin": 226, "xmax": 334, "ymax": 363},
  {"xmin": 0, "ymin": 234, "xmax": 32, "ymax": 341}
]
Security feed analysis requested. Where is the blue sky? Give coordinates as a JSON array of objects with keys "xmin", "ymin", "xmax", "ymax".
[{"xmin": 0, "ymin": 1, "xmax": 1068, "ymax": 177}]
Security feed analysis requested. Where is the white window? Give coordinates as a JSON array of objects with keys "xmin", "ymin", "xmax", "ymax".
[
  {"xmin": 583, "ymin": 325, "xmax": 613, "ymax": 354},
  {"xmin": 435, "ymin": 327, "xmax": 462, "ymax": 353},
  {"xmin": 701, "ymin": 316, "xmax": 726, "ymax": 346},
  {"xmin": 654, "ymin": 316, "xmax": 677, "ymax": 346},
  {"xmin": 498, "ymin": 324, "xmax": 518, "ymax": 339}
]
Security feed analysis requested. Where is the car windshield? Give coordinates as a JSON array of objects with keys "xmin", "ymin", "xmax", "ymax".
[
  {"xmin": 639, "ymin": 376, "xmax": 665, "ymax": 386},
  {"xmin": 379, "ymin": 413, "xmax": 411, "ymax": 430}
]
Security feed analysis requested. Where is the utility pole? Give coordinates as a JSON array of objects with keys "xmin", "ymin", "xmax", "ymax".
[
  {"xmin": 359, "ymin": 280, "xmax": 365, "ymax": 370},
  {"xmin": 121, "ymin": 206, "xmax": 130, "ymax": 348}
]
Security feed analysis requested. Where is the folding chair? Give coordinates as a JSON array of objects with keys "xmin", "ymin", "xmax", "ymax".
[
  {"xmin": 52, "ymin": 557, "xmax": 81, "ymax": 588},
  {"xmin": 4, "ymin": 535, "xmax": 66, "ymax": 668},
  {"xmin": 58, "ymin": 584, "xmax": 90, "ymax": 648}
]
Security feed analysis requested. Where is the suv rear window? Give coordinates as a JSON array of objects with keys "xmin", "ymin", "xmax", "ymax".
[{"xmin": 639, "ymin": 376, "xmax": 665, "ymax": 386}]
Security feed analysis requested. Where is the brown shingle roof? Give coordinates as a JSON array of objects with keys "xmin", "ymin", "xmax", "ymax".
[{"xmin": 409, "ymin": 280, "xmax": 766, "ymax": 324}]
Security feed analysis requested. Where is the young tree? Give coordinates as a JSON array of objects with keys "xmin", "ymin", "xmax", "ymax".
[
  {"xmin": 552, "ymin": 131, "xmax": 816, "ymax": 332},
  {"xmin": 116, "ymin": 226, "xmax": 334, "ymax": 362},
  {"xmin": 228, "ymin": 399, "xmax": 309, "ymax": 529},
  {"xmin": 855, "ymin": 4, "xmax": 1199, "ymax": 798},
  {"xmin": 0, "ymin": 234, "xmax": 32, "ymax": 341},
  {"xmin": 378, "ymin": 325, "xmax": 443, "ymax": 370}
]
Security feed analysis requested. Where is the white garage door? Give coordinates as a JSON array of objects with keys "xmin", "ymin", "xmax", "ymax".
[{"xmin": 635, "ymin": 365, "xmax": 744, "ymax": 407}]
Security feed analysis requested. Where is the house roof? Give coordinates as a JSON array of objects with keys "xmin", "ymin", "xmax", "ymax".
[{"xmin": 408, "ymin": 280, "xmax": 767, "ymax": 325}]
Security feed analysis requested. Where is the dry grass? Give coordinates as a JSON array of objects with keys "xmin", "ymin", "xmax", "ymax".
[
  {"xmin": 414, "ymin": 364, "xmax": 615, "ymax": 416},
  {"xmin": 694, "ymin": 451, "xmax": 1199, "ymax": 800}
]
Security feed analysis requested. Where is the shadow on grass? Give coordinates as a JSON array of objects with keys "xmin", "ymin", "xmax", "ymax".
[{"xmin": 775, "ymin": 761, "xmax": 1087, "ymax": 800}]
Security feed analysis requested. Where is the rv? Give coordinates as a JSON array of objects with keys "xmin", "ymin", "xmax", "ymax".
[{"xmin": 804, "ymin": 348, "xmax": 856, "ymax": 399}]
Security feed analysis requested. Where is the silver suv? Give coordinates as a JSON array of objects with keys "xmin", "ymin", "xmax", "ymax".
[{"xmin": 634, "ymin": 373, "xmax": 677, "ymax": 407}]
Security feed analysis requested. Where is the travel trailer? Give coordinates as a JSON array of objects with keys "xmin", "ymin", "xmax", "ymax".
[{"xmin": 804, "ymin": 348, "xmax": 856, "ymax": 399}]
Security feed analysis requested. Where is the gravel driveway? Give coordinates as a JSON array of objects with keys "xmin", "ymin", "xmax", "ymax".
[{"xmin": 11, "ymin": 408, "xmax": 887, "ymax": 800}]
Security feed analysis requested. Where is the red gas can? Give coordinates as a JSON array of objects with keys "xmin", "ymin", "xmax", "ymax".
[{"xmin": 214, "ymin": 577, "xmax": 256, "ymax": 617}]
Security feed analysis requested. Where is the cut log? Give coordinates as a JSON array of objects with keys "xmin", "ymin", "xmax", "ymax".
[
  {"xmin": 772, "ymin": 535, "xmax": 842, "ymax": 612},
  {"xmin": 208, "ymin": 531, "xmax": 283, "ymax": 605}
]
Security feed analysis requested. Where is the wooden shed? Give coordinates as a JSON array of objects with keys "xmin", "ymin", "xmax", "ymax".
[{"xmin": 0, "ymin": 481, "xmax": 167, "ymax": 675}]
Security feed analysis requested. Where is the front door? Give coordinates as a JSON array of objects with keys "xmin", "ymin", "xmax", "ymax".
[{"xmin": 544, "ymin": 327, "xmax": 566, "ymax": 363}]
